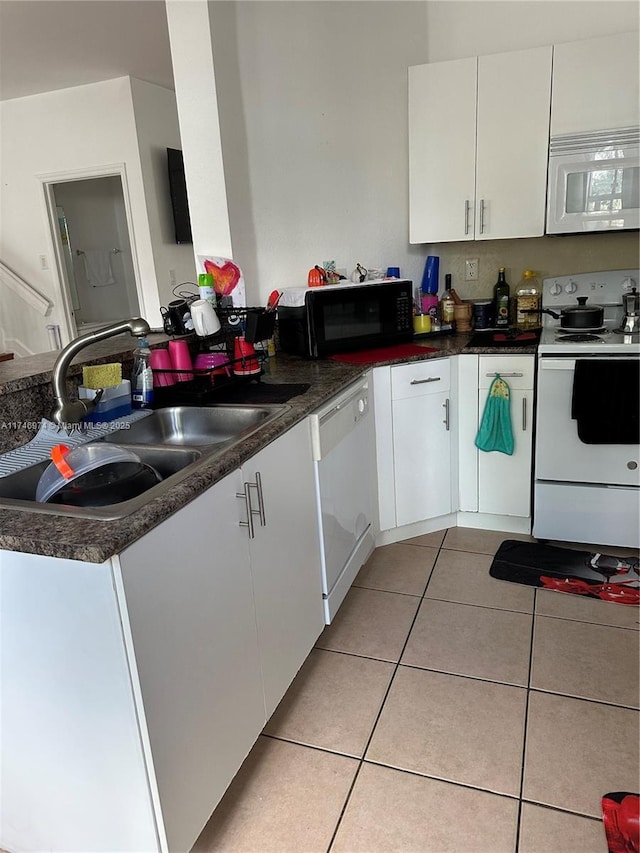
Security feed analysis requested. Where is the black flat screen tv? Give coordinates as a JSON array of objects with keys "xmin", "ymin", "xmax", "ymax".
[{"xmin": 167, "ymin": 147, "xmax": 193, "ymax": 244}]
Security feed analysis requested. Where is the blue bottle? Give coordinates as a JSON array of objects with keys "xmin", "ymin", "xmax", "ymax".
[{"xmin": 421, "ymin": 255, "xmax": 440, "ymax": 294}]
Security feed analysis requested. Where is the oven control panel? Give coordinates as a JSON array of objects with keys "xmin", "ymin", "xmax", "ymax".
[{"xmin": 542, "ymin": 269, "xmax": 638, "ymax": 308}]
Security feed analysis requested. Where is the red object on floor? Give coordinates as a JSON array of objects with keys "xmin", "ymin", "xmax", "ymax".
[
  {"xmin": 329, "ymin": 344, "xmax": 438, "ymax": 364},
  {"xmin": 602, "ymin": 792, "xmax": 640, "ymax": 853}
]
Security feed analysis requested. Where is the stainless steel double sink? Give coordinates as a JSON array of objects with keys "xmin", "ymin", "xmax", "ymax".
[{"xmin": 0, "ymin": 405, "xmax": 288, "ymax": 519}]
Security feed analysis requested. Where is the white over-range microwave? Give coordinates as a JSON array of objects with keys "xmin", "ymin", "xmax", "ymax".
[{"xmin": 546, "ymin": 128, "xmax": 640, "ymax": 234}]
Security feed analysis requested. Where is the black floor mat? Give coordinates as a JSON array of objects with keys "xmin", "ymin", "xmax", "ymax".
[{"xmin": 490, "ymin": 540, "xmax": 640, "ymax": 606}]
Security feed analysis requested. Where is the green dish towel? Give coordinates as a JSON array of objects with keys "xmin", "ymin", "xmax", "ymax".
[{"xmin": 475, "ymin": 375, "xmax": 514, "ymax": 455}]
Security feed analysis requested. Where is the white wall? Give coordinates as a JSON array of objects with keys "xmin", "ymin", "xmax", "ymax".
[
  {"xmin": 208, "ymin": 1, "xmax": 430, "ymax": 305},
  {"xmin": 0, "ymin": 76, "xmax": 192, "ymax": 354},
  {"xmin": 171, "ymin": 0, "xmax": 638, "ymax": 306},
  {"xmin": 165, "ymin": 0, "xmax": 233, "ymax": 268},
  {"xmin": 422, "ymin": 1, "xmax": 639, "ymax": 61},
  {"xmin": 130, "ymin": 77, "xmax": 197, "ymax": 299},
  {"xmin": 0, "ymin": 78, "xmax": 145, "ymax": 352}
]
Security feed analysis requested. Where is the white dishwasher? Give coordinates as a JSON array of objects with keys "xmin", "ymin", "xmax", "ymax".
[{"xmin": 309, "ymin": 377, "xmax": 376, "ymax": 623}]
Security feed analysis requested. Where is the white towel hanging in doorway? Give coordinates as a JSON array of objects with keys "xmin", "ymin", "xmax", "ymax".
[{"xmin": 82, "ymin": 249, "xmax": 115, "ymax": 287}]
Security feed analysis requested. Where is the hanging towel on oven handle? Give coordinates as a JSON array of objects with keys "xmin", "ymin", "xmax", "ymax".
[{"xmin": 475, "ymin": 374, "xmax": 514, "ymax": 455}]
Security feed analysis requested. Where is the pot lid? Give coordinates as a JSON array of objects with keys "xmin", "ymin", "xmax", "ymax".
[
  {"xmin": 47, "ymin": 460, "xmax": 160, "ymax": 507},
  {"xmin": 563, "ymin": 297, "xmax": 603, "ymax": 313},
  {"xmin": 36, "ymin": 442, "xmax": 145, "ymax": 503}
]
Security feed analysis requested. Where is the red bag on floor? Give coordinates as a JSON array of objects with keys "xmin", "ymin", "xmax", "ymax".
[{"xmin": 602, "ymin": 792, "xmax": 640, "ymax": 853}]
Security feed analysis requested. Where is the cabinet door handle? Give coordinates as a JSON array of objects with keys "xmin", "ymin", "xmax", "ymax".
[
  {"xmin": 410, "ymin": 376, "xmax": 441, "ymax": 385},
  {"xmin": 464, "ymin": 200, "xmax": 470, "ymax": 235},
  {"xmin": 237, "ymin": 482, "xmax": 255, "ymax": 539},
  {"xmin": 485, "ymin": 372, "xmax": 524, "ymax": 378},
  {"xmin": 443, "ymin": 398, "xmax": 450, "ymax": 431},
  {"xmin": 250, "ymin": 471, "xmax": 267, "ymax": 527},
  {"xmin": 522, "ymin": 396, "xmax": 527, "ymax": 432},
  {"xmin": 479, "ymin": 199, "xmax": 485, "ymax": 234}
]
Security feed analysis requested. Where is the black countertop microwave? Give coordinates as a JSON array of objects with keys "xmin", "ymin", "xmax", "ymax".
[{"xmin": 277, "ymin": 279, "xmax": 414, "ymax": 358}]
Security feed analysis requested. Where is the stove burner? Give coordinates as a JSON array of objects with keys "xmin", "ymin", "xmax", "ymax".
[
  {"xmin": 555, "ymin": 327, "xmax": 607, "ymax": 336},
  {"xmin": 555, "ymin": 333, "xmax": 606, "ymax": 343}
]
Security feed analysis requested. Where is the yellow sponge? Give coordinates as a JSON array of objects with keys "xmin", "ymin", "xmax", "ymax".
[{"xmin": 82, "ymin": 363, "xmax": 122, "ymax": 389}]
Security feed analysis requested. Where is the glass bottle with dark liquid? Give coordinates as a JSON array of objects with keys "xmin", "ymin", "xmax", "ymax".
[{"xmin": 494, "ymin": 268, "xmax": 510, "ymax": 328}]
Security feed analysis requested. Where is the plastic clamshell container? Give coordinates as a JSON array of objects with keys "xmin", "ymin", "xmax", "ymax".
[{"xmin": 36, "ymin": 443, "xmax": 143, "ymax": 504}]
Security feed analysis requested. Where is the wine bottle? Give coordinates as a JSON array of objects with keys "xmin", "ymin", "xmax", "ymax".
[
  {"xmin": 440, "ymin": 275, "xmax": 455, "ymax": 325},
  {"xmin": 494, "ymin": 268, "xmax": 510, "ymax": 328}
]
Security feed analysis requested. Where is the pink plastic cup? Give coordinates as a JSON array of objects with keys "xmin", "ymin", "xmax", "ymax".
[
  {"xmin": 149, "ymin": 348, "xmax": 175, "ymax": 387},
  {"xmin": 168, "ymin": 339, "xmax": 194, "ymax": 382}
]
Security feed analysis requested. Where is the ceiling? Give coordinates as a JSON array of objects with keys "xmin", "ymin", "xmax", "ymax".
[{"xmin": 0, "ymin": 0, "xmax": 175, "ymax": 102}]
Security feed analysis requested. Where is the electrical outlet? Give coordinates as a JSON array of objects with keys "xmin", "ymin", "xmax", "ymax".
[
  {"xmin": 38, "ymin": 254, "xmax": 48, "ymax": 270},
  {"xmin": 169, "ymin": 269, "xmax": 177, "ymax": 287},
  {"xmin": 465, "ymin": 258, "xmax": 479, "ymax": 281}
]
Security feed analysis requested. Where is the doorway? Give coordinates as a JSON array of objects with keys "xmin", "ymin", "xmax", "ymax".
[{"xmin": 47, "ymin": 174, "xmax": 141, "ymax": 336}]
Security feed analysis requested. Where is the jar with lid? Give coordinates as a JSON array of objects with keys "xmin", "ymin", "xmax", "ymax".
[{"xmin": 515, "ymin": 270, "xmax": 541, "ymax": 328}]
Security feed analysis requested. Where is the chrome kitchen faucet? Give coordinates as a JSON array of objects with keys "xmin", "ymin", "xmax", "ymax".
[{"xmin": 51, "ymin": 318, "xmax": 150, "ymax": 426}]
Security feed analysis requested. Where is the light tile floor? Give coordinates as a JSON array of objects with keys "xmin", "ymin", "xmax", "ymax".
[{"xmin": 194, "ymin": 528, "xmax": 640, "ymax": 853}]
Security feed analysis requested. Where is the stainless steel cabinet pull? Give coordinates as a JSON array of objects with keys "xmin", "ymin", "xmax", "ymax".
[
  {"xmin": 236, "ymin": 482, "xmax": 255, "ymax": 539},
  {"xmin": 485, "ymin": 372, "xmax": 524, "ymax": 378},
  {"xmin": 410, "ymin": 376, "xmax": 441, "ymax": 385},
  {"xmin": 479, "ymin": 199, "xmax": 485, "ymax": 234},
  {"xmin": 250, "ymin": 472, "xmax": 267, "ymax": 527},
  {"xmin": 464, "ymin": 200, "xmax": 470, "ymax": 235},
  {"xmin": 443, "ymin": 398, "xmax": 450, "ymax": 431},
  {"xmin": 522, "ymin": 397, "xmax": 527, "ymax": 432}
]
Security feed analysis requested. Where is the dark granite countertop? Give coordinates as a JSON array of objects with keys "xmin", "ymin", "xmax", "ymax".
[{"xmin": 0, "ymin": 334, "xmax": 537, "ymax": 562}]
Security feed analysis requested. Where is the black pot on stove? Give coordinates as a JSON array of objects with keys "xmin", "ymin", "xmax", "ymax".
[{"xmin": 539, "ymin": 297, "xmax": 604, "ymax": 329}]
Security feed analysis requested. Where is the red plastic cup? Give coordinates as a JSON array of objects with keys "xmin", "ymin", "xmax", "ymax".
[
  {"xmin": 233, "ymin": 336, "xmax": 260, "ymax": 375},
  {"xmin": 168, "ymin": 339, "xmax": 194, "ymax": 382}
]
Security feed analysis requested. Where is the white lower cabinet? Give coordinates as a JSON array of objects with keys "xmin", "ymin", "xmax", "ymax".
[
  {"xmin": 478, "ymin": 387, "xmax": 534, "ymax": 516},
  {"xmin": 0, "ymin": 419, "xmax": 326, "ymax": 853},
  {"xmin": 241, "ymin": 419, "xmax": 325, "ymax": 718},
  {"xmin": 118, "ymin": 470, "xmax": 263, "ymax": 853},
  {"xmin": 458, "ymin": 354, "xmax": 535, "ymax": 519},
  {"xmin": 118, "ymin": 418, "xmax": 324, "ymax": 850},
  {"xmin": 374, "ymin": 359, "xmax": 453, "ymax": 530}
]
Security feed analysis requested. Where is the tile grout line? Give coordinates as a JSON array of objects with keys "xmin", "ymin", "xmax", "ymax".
[
  {"xmin": 352, "ymin": 584, "xmax": 535, "ymax": 614},
  {"xmin": 324, "ymin": 535, "xmax": 447, "ymax": 852},
  {"xmin": 514, "ymin": 586, "xmax": 539, "ymax": 853},
  {"xmin": 527, "ymin": 686, "xmax": 640, "ymax": 713},
  {"xmin": 260, "ymin": 733, "xmax": 608, "ymax": 825}
]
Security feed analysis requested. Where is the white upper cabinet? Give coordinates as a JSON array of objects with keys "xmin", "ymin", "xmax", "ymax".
[
  {"xmin": 475, "ymin": 47, "xmax": 552, "ymax": 240},
  {"xmin": 551, "ymin": 31, "xmax": 640, "ymax": 136},
  {"xmin": 409, "ymin": 46, "xmax": 552, "ymax": 243},
  {"xmin": 409, "ymin": 57, "xmax": 477, "ymax": 244}
]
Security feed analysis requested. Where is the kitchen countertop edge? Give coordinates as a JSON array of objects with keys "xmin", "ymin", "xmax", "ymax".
[{"xmin": 0, "ymin": 336, "xmax": 537, "ymax": 561}]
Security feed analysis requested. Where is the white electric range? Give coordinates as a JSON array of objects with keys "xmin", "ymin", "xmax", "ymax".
[
  {"xmin": 533, "ymin": 269, "xmax": 640, "ymax": 549},
  {"xmin": 537, "ymin": 269, "xmax": 640, "ymax": 355}
]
